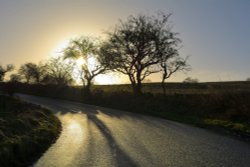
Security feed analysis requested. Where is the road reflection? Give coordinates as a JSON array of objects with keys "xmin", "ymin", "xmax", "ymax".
[{"xmin": 34, "ymin": 113, "xmax": 86, "ymax": 167}]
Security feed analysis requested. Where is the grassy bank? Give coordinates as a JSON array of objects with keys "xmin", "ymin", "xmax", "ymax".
[
  {"xmin": 1, "ymin": 82, "xmax": 250, "ymax": 140},
  {"xmin": 0, "ymin": 95, "xmax": 61, "ymax": 167},
  {"xmin": 88, "ymin": 91, "xmax": 250, "ymax": 138}
]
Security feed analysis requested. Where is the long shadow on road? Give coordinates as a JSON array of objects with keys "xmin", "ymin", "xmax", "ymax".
[
  {"xmin": 27, "ymin": 95, "xmax": 138, "ymax": 166},
  {"xmin": 86, "ymin": 110, "xmax": 138, "ymax": 167}
]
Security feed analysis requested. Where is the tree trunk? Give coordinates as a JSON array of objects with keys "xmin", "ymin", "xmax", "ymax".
[
  {"xmin": 131, "ymin": 81, "xmax": 142, "ymax": 96},
  {"xmin": 161, "ymin": 78, "xmax": 166, "ymax": 95},
  {"xmin": 131, "ymin": 82, "xmax": 137, "ymax": 94},
  {"xmin": 128, "ymin": 73, "xmax": 142, "ymax": 96},
  {"xmin": 36, "ymin": 77, "xmax": 40, "ymax": 84},
  {"xmin": 83, "ymin": 79, "xmax": 92, "ymax": 97},
  {"xmin": 135, "ymin": 71, "xmax": 142, "ymax": 95},
  {"xmin": 136, "ymin": 80, "xmax": 142, "ymax": 95}
]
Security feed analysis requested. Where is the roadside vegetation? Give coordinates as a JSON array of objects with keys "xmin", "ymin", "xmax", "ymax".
[
  {"xmin": 1, "ymin": 81, "xmax": 250, "ymax": 140},
  {"xmin": 0, "ymin": 95, "xmax": 61, "ymax": 167}
]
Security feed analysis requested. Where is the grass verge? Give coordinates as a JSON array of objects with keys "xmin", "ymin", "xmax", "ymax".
[{"xmin": 0, "ymin": 95, "xmax": 61, "ymax": 167}]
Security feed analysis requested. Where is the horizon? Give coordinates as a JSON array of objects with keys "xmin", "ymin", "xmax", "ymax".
[{"xmin": 1, "ymin": 0, "xmax": 250, "ymax": 84}]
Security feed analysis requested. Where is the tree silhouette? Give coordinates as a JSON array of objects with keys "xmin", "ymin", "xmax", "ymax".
[
  {"xmin": 64, "ymin": 36, "xmax": 108, "ymax": 95},
  {"xmin": 160, "ymin": 56, "xmax": 190, "ymax": 95},
  {"xmin": 101, "ymin": 12, "xmax": 186, "ymax": 95},
  {"xmin": 0, "ymin": 64, "xmax": 14, "ymax": 82},
  {"xmin": 18, "ymin": 63, "xmax": 43, "ymax": 83},
  {"xmin": 41, "ymin": 57, "xmax": 75, "ymax": 86},
  {"xmin": 9, "ymin": 74, "xmax": 22, "ymax": 83}
]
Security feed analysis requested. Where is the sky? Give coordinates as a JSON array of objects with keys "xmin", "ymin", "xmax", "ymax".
[{"xmin": 0, "ymin": 0, "xmax": 250, "ymax": 83}]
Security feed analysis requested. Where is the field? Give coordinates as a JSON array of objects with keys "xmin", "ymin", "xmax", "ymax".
[
  {"xmin": 91, "ymin": 82, "xmax": 250, "ymax": 135},
  {"xmin": 92, "ymin": 81, "xmax": 250, "ymax": 94}
]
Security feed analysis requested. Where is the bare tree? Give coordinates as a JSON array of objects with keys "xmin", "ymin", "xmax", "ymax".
[
  {"xmin": 41, "ymin": 57, "xmax": 75, "ymax": 86},
  {"xmin": 64, "ymin": 36, "xmax": 108, "ymax": 94},
  {"xmin": 160, "ymin": 56, "xmax": 190, "ymax": 95},
  {"xmin": 246, "ymin": 78, "xmax": 250, "ymax": 81},
  {"xmin": 0, "ymin": 64, "xmax": 14, "ymax": 82},
  {"xmin": 18, "ymin": 63, "xmax": 44, "ymax": 83},
  {"xmin": 100, "ymin": 12, "xmax": 185, "ymax": 95},
  {"xmin": 9, "ymin": 74, "xmax": 22, "ymax": 83}
]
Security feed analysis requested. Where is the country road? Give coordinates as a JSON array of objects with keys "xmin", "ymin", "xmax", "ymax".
[{"xmin": 17, "ymin": 94, "xmax": 250, "ymax": 167}]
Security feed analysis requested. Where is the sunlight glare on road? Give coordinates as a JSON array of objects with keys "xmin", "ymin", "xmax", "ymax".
[
  {"xmin": 34, "ymin": 113, "xmax": 86, "ymax": 167},
  {"xmin": 67, "ymin": 119, "xmax": 83, "ymax": 135}
]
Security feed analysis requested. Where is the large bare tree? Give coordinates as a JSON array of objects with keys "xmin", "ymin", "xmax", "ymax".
[{"xmin": 100, "ymin": 12, "xmax": 187, "ymax": 95}]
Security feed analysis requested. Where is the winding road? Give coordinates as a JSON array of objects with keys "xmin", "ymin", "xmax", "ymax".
[{"xmin": 18, "ymin": 94, "xmax": 250, "ymax": 167}]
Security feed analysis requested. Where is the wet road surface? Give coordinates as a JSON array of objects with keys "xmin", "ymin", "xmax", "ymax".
[{"xmin": 17, "ymin": 94, "xmax": 250, "ymax": 167}]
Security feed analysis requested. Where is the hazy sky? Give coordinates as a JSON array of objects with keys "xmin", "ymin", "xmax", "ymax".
[{"xmin": 0, "ymin": 0, "xmax": 250, "ymax": 83}]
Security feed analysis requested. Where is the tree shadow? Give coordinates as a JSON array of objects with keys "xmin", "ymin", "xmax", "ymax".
[
  {"xmin": 86, "ymin": 111, "xmax": 138, "ymax": 167},
  {"xmin": 17, "ymin": 94, "xmax": 139, "ymax": 166},
  {"xmin": 17, "ymin": 93, "xmax": 142, "ymax": 119},
  {"xmin": 52, "ymin": 101, "xmax": 130, "ymax": 119}
]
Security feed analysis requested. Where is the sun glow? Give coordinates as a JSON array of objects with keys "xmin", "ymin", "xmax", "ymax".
[
  {"xmin": 52, "ymin": 40, "xmax": 124, "ymax": 85},
  {"xmin": 76, "ymin": 57, "xmax": 85, "ymax": 66},
  {"xmin": 95, "ymin": 74, "xmax": 121, "ymax": 85},
  {"xmin": 52, "ymin": 39, "xmax": 70, "ymax": 56}
]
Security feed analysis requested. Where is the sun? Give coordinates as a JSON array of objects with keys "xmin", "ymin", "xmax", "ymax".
[
  {"xmin": 76, "ymin": 57, "xmax": 85, "ymax": 66},
  {"xmin": 74, "ymin": 57, "xmax": 124, "ymax": 85},
  {"xmin": 51, "ymin": 40, "xmax": 124, "ymax": 85}
]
